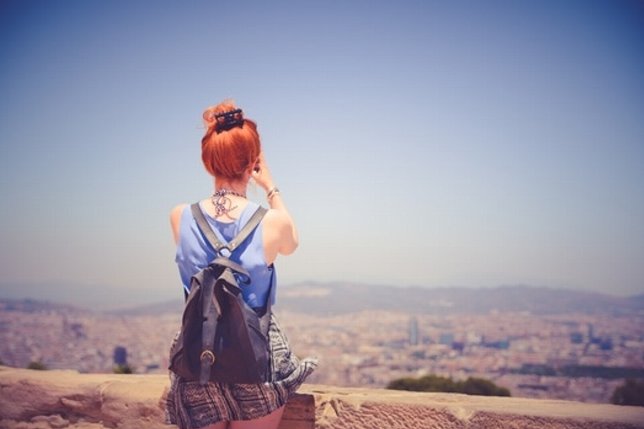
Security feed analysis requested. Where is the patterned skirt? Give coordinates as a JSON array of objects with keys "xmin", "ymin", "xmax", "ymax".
[{"xmin": 165, "ymin": 314, "xmax": 317, "ymax": 429}]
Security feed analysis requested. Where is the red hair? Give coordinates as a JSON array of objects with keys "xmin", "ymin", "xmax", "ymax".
[{"xmin": 201, "ymin": 101, "xmax": 260, "ymax": 180}]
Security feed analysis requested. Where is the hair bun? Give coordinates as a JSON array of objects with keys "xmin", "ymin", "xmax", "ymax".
[
  {"xmin": 204, "ymin": 108, "xmax": 244, "ymax": 134},
  {"xmin": 201, "ymin": 101, "xmax": 260, "ymax": 180}
]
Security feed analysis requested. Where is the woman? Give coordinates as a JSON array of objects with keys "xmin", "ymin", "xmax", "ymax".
[{"xmin": 165, "ymin": 101, "xmax": 317, "ymax": 429}]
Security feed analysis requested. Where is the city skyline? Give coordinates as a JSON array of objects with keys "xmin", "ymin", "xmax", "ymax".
[
  {"xmin": 1, "ymin": 1, "xmax": 643, "ymax": 308},
  {"xmin": 2, "ymin": 295, "xmax": 641, "ymax": 404}
]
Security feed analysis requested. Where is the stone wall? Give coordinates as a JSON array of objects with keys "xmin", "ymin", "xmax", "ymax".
[{"xmin": 1, "ymin": 367, "xmax": 642, "ymax": 429}]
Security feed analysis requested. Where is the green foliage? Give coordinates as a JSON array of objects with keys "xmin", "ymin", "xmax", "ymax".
[
  {"xmin": 113, "ymin": 364, "xmax": 135, "ymax": 374},
  {"xmin": 611, "ymin": 379, "xmax": 644, "ymax": 406},
  {"xmin": 458, "ymin": 377, "xmax": 511, "ymax": 397},
  {"xmin": 27, "ymin": 361, "xmax": 47, "ymax": 370},
  {"xmin": 387, "ymin": 374, "xmax": 456, "ymax": 393},
  {"xmin": 387, "ymin": 374, "xmax": 511, "ymax": 397}
]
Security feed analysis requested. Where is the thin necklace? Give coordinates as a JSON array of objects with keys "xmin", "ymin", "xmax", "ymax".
[{"xmin": 211, "ymin": 188, "xmax": 246, "ymax": 218}]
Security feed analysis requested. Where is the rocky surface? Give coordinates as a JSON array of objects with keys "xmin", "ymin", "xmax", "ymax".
[{"xmin": 1, "ymin": 366, "xmax": 643, "ymax": 429}]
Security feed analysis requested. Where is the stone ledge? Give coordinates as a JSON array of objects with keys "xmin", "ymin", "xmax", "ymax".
[{"xmin": 1, "ymin": 366, "xmax": 642, "ymax": 429}]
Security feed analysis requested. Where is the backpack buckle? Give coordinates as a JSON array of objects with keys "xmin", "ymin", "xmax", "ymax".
[{"xmin": 200, "ymin": 350, "xmax": 216, "ymax": 365}]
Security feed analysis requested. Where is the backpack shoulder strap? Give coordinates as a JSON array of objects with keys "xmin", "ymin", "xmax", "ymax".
[
  {"xmin": 191, "ymin": 203, "xmax": 267, "ymax": 255},
  {"xmin": 191, "ymin": 203, "xmax": 225, "ymax": 253},
  {"xmin": 228, "ymin": 205, "xmax": 268, "ymax": 252}
]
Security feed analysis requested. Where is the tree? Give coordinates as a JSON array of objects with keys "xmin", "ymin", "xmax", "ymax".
[
  {"xmin": 113, "ymin": 364, "xmax": 135, "ymax": 374},
  {"xmin": 387, "ymin": 374, "xmax": 457, "ymax": 392},
  {"xmin": 27, "ymin": 361, "xmax": 47, "ymax": 370},
  {"xmin": 458, "ymin": 377, "xmax": 511, "ymax": 397},
  {"xmin": 387, "ymin": 376, "xmax": 423, "ymax": 391},
  {"xmin": 388, "ymin": 374, "xmax": 511, "ymax": 397},
  {"xmin": 611, "ymin": 379, "xmax": 644, "ymax": 406}
]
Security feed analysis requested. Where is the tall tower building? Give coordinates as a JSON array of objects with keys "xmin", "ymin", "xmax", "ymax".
[
  {"xmin": 113, "ymin": 346, "xmax": 127, "ymax": 366},
  {"xmin": 409, "ymin": 316, "xmax": 419, "ymax": 346}
]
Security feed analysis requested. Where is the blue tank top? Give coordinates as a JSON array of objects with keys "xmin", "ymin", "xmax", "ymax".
[{"xmin": 175, "ymin": 201, "xmax": 276, "ymax": 308}]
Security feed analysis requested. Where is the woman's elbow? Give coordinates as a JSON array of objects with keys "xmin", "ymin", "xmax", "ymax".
[{"xmin": 280, "ymin": 237, "xmax": 299, "ymax": 255}]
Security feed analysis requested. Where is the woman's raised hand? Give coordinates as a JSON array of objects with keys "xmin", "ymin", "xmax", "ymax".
[{"xmin": 251, "ymin": 152, "xmax": 276, "ymax": 193}]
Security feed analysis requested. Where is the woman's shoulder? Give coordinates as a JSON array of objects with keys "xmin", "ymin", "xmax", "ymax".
[
  {"xmin": 170, "ymin": 203, "xmax": 189, "ymax": 223},
  {"xmin": 261, "ymin": 206, "xmax": 288, "ymax": 226},
  {"xmin": 261, "ymin": 208, "xmax": 297, "ymax": 245},
  {"xmin": 170, "ymin": 203, "xmax": 189, "ymax": 244}
]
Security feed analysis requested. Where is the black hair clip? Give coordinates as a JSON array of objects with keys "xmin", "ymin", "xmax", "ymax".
[{"xmin": 214, "ymin": 109, "xmax": 244, "ymax": 133}]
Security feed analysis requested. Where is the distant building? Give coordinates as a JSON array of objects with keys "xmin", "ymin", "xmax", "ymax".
[
  {"xmin": 570, "ymin": 332, "xmax": 584, "ymax": 344},
  {"xmin": 62, "ymin": 317, "xmax": 86, "ymax": 339},
  {"xmin": 465, "ymin": 331, "xmax": 483, "ymax": 345},
  {"xmin": 408, "ymin": 317, "xmax": 419, "ymax": 346},
  {"xmin": 439, "ymin": 333, "xmax": 454, "ymax": 346},
  {"xmin": 599, "ymin": 337, "xmax": 613, "ymax": 351},
  {"xmin": 483, "ymin": 339, "xmax": 510, "ymax": 350},
  {"xmin": 113, "ymin": 346, "xmax": 127, "ymax": 366}
]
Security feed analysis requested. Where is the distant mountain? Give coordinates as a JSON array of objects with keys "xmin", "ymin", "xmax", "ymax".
[
  {"xmin": 0, "ymin": 281, "xmax": 177, "ymax": 311},
  {"xmin": 0, "ymin": 297, "xmax": 182, "ymax": 317},
  {"xmin": 275, "ymin": 283, "xmax": 644, "ymax": 316},
  {"xmin": 2, "ymin": 285, "xmax": 641, "ymax": 317},
  {"xmin": 0, "ymin": 298, "xmax": 90, "ymax": 314},
  {"xmin": 629, "ymin": 293, "xmax": 644, "ymax": 305},
  {"xmin": 107, "ymin": 298, "xmax": 184, "ymax": 316}
]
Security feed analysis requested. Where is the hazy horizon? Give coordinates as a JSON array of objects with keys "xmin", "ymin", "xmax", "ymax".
[
  {"xmin": 0, "ymin": 281, "xmax": 641, "ymax": 312},
  {"xmin": 1, "ymin": 1, "xmax": 643, "ymax": 306}
]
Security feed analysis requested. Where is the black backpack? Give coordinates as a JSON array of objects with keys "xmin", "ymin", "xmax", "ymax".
[{"xmin": 168, "ymin": 203, "xmax": 272, "ymax": 385}]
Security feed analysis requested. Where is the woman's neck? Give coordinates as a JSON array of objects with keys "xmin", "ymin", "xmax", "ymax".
[{"xmin": 214, "ymin": 178, "xmax": 247, "ymax": 196}]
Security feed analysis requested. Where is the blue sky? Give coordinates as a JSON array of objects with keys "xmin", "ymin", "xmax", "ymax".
[{"xmin": 1, "ymin": 0, "xmax": 643, "ymax": 308}]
